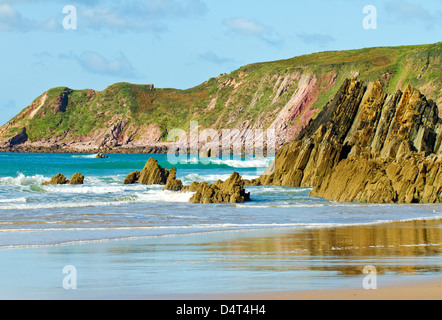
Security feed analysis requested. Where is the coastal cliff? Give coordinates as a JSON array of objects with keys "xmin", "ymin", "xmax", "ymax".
[
  {"xmin": 251, "ymin": 78, "xmax": 442, "ymax": 203},
  {"xmin": 0, "ymin": 42, "xmax": 441, "ymax": 154}
]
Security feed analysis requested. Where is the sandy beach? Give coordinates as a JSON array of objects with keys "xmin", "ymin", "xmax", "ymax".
[
  {"xmin": 1, "ymin": 218, "xmax": 440, "ymax": 300},
  {"xmin": 205, "ymin": 278, "xmax": 442, "ymax": 300}
]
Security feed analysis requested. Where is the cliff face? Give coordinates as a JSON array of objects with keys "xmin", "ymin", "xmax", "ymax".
[
  {"xmin": 253, "ymin": 78, "xmax": 442, "ymax": 203},
  {"xmin": 0, "ymin": 42, "xmax": 441, "ymax": 153}
]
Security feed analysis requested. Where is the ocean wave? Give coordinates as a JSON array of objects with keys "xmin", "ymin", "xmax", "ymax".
[
  {"xmin": 42, "ymin": 183, "xmax": 153, "ymax": 194},
  {"xmin": 0, "ymin": 197, "xmax": 27, "ymax": 203},
  {"xmin": 235, "ymin": 203, "xmax": 326, "ymax": 208},
  {"xmin": 0, "ymin": 173, "xmax": 48, "ymax": 187},
  {"xmin": 71, "ymin": 154, "xmax": 101, "ymax": 159},
  {"xmin": 208, "ymin": 158, "xmax": 274, "ymax": 168},
  {"xmin": 181, "ymin": 173, "xmax": 259, "ymax": 184},
  {"xmin": 135, "ymin": 190, "xmax": 194, "ymax": 203},
  {"xmin": 177, "ymin": 157, "xmax": 274, "ymax": 168},
  {"xmin": 0, "ymin": 189, "xmax": 194, "ymax": 210}
]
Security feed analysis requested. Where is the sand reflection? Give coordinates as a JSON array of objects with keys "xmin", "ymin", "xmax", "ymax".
[{"xmin": 205, "ymin": 219, "xmax": 442, "ymax": 276}]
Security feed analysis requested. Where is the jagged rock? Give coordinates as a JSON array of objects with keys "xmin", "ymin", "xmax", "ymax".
[
  {"xmin": 42, "ymin": 173, "xmax": 68, "ymax": 185},
  {"xmin": 182, "ymin": 181, "xmax": 201, "ymax": 192},
  {"xmin": 311, "ymin": 154, "xmax": 442, "ymax": 203},
  {"xmin": 69, "ymin": 173, "xmax": 85, "ymax": 185},
  {"xmin": 163, "ymin": 167, "xmax": 183, "ymax": 191},
  {"xmin": 138, "ymin": 158, "xmax": 170, "ymax": 185},
  {"xmin": 123, "ymin": 171, "xmax": 140, "ymax": 184},
  {"xmin": 189, "ymin": 172, "xmax": 251, "ymax": 204},
  {"xmin": 96, "ymin": 153, "xmax": 108, "ymax": 159},
  {"xmin": 8, "ymin": 127, "xmax": 28, "ymax": 146},
  {"xmin": 257, "ymin": 78, "xmax": 442, "ymax": 203}
]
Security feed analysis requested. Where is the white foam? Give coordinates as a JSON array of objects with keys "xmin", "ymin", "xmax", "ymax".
[
  {"xmin": 136, "ymin": 190, "xmax": 195, "ymax": 203},
  {"xmin": 71, "ymin": 154, "xmax": 101, "ymax": 159},
  {"xmin": 0, "ymin": 188, "xmax": 194, "ymax": 210},
  {"xmin": 208, "ymin": 158, "xmax": 274, "ymax": 168},
  {"xmin": 181, "ymin": 173, "xmax": 259, "ymax": 184},
  {"xmin": 0, "ymin": 197, "xmax": 27, "ymax": 203},
  {"xmin": 0, "ymin": 173, "xmax": 48, "ymax": 187},
  {"xmin": 177, "ymin": 157, "xmax": 274, "ymax": 168},
  {"xmin": 42, "ymin": 183, "xmax": 152, "ymax": 194}
]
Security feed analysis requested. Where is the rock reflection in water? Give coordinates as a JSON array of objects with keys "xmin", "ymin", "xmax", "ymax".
[{"xmin": 205, "ymin": 219, "xmax": 442, "ymax": 276}]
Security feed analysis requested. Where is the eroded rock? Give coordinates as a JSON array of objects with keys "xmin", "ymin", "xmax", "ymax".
[
  {"xmin": 138, "ymin": 158, "xmax": 170, "ymax": 185},
  {"xmin": 189, "ymin": 172, "xmax": 251, "ymax": 204},
  {"xmin": 123, "ymin": 171, "xmax": 140, "ymax": 185},
  {"xmin": 256, "ymin": 78, "xmax": 442, "ymax": 203},
  {"xmin": 42, "ymin": 173, "xmax": 68, "ymax": 185},
  {"xmin": 69, "ymin": 173, "xmax": 85, "ymax": 185}
]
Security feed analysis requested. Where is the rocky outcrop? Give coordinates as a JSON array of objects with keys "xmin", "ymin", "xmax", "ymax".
[
  {"xmin": 163, "ymin": 168, "xmax": 183, "ymax": 192},
  {"xmin": 7, "ymin": 128, "xmax": 28, "ymax": 146},
  {"xmin": 42, "ymin": 173, "xmax": 85, "ymax": 185},
  {"xmin": 138, "ymin": 158, "xmax": 170, "ymax": 185},
  {"xmin": 123, "ymin": 158, "xmax": 250, "ymax": 203},
  {"xmin": 69, "ymin": 173, "xmax": 85, "ymax": 185},
  {"xmin": 42, "ymin": 173, "xmax": 68, "ymax": 185},
  {"xmin": 255, "ymin": 78, "xmax": 442, "ymax": 203},
  {"xmin": 123, "ymin": 171, "xmax": 140, "ymax": 184},
  {"xmin": 310, "ymin": 153, "xmax": 442, "ymax": 203},
  {"xmin": 123, "ymin": 158, "xmax": 172, "ymax": 185},
  {"xmin": 187, "ymin": 172, "xmax": 251, "ymax": 204},
  {"xmin": 95, "ymin": 153, "xmax": 109, "ymax": 159}
]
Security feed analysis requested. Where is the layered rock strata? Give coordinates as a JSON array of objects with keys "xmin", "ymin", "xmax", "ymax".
[{"xmin": 251, "ymin": 78, "xmax": 442, "ymax": 203}]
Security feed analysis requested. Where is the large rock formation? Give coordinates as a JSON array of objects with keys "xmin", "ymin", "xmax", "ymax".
[
  {"xmin": 187, "ymin": 172, "xmax": 251, "ymax": 204},
  {"xmin": 123, "ymin": 158, "xmax": 172, "ymax": 186},
  {"xmin": 310, "ymin": 153, "xmax": 442, "ymax": 203},
  {"xmin": 254, "ymin": 78, "xmax": 442, "ymax": 203},
  {"xmin": 138, "ymin": 158, "xmax": 170, "ymax": 185}
]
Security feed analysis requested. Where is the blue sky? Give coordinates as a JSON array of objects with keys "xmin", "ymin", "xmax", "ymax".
[{"xmin": 0, "ymin": 0, "xmax": 441, "ymax": 125}]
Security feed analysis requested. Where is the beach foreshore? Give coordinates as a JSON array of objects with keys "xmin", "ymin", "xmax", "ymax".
[
  {"xmin": 0, "ymin": 218, "xmax": 440, "ymax": 300},
  {"xmin": 197, "ymin": 278, "xmax": 442, "ymax": 300}
]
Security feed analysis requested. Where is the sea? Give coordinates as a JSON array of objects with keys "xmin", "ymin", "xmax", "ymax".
[{"xmin": 0, "ymin": 152, "xmax": 441, "ymax": 299}]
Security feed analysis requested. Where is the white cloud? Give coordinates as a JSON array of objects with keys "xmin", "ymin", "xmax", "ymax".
[
  {"xmin": 223, "ymin": 17, "xmax": 268, "ymax": 36},
  {"xmin": 0, "ymin": 4, "xmax": 60, "ymax": 32},
  {"xmin": 198, "ymin": 51, "xmax": 235, "ymax": 65},
  {"xmin": 0, "ymin": 0, "xmax": 208, "ymax": 33},
  {"xmin": 297, "ymin": 33, "xmax": 336, "ymax": 48},
  {"xmin": 60, "ymin": 51, "xmax": 140, "ymax": 79},
  {"xmin": 223, "ymin": 17, "xmax": 282, "ymax": 46},
  {"xmin": 385, "ymin": 1, "xmax": 441, "ymax": 28}
]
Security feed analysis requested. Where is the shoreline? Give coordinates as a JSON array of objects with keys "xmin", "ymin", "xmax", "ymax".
[
  {"xmin": 200, "ymin": 277, "xmax": 442, "ymax": 300},
  {"xmin": 0, "ymin": 218, "xmax": 440, "ymax": 300},
  {"xmin": 0, "ymin": 145, "xmax": 170, "ymax": 155},
  {"xmin": 122, "ymin": 276, "xmax": 442, "ymax": 300}
]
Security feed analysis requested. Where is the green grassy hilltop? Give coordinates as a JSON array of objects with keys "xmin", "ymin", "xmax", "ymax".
[{"xmin": 1, "ymin": 42, "xmax": 440, "ymax": 151}]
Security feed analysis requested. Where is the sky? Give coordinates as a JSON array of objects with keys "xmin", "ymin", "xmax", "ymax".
[{"xmin": 0, "ymin": 0, "xmax": 441, "ymax": 125}]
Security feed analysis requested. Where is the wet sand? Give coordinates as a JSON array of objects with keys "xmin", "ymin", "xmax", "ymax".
[
  {"xmin": 205, "ymin": 278, "xmax": 442, "ymax": 300},
  {"xmin": 0, "ymin": 218, "xmax": 441, "ymax": 300}
]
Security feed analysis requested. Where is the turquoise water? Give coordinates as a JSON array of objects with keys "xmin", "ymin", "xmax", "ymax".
[
  {"xmin": 0, "ymin": 153, "xmax": 441, "ymax": 298},
  {"xmin": 0, "ymin": 152, "xmax": 441, "ymax": 248}
]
